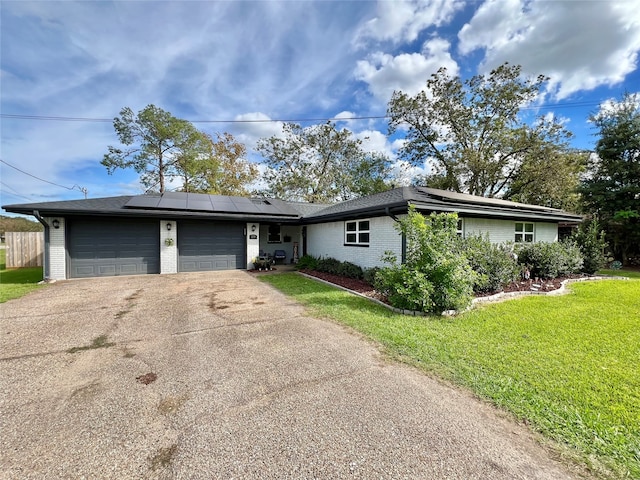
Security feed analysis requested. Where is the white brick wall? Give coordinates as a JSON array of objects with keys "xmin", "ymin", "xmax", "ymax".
[
  {"xmin": 46, "ymin": 217, "xmax": 66, "ymax": 280},
  {"xmin": 306, "ymin": 216, "xmax": 402, "ymax": 269},
  {"xmin": 463, "ymin": 218, "xmax": 558, "ymax": 244},
  {"xmin": 160, "ymin": 220, "xmax": 177, "ymax": 274}
]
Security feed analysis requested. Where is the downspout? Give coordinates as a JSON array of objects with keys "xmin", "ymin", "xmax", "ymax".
[
  {"xmin": 32, "ymin": 210, "xmax": 50, "ymax": 281},
  {"xmin": 384, "ymin": 206, "xmax": 399, "ymax": 222}
]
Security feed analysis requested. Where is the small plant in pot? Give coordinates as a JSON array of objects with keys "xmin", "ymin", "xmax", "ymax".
[{"xmin": 253, "ymin": 258, "xmax": 271, "ymax": 271}]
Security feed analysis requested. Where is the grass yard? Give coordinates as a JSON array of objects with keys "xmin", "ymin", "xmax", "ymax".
[
  {"xmin": 261, "ymin": 273, "xmax": 640, "ymax": 479},
  {"xmin": 0, "ymin": 248, "xmax": 44, "ymax": 303},
  {"xmin": 599, "ymin": 269, "xmax": 640, "ymax": 279}
]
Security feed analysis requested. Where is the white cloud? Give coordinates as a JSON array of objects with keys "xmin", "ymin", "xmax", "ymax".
[
  {"xmin": 355, "ymin": 37, "xmax": 458, "ymax": 101},
  {"xmin": 232, "ymin": 112, "xmax": 285, "ymax": 150},
  {"xmin": 353, "ymin": 130, "xmax": 397, "ymax": 158},
  {"xmin": 458, "ymin": 0, "xmax": 640, "ymax": 99},
  {"xmin": 355, "ymin": 0, "xmax": 463, "ymax": 46}
]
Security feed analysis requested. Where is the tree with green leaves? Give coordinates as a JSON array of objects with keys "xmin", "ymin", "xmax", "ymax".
[
  {"xmin": 579, "ymin": 93, "xmax": 640, "ymax": 264},
  {"xmin": 177, "ymin": 132, "xmax": 257, "ymax": 196},
  {"xmin": 388, "ymin": 63, "xmax": 580, "ymax": 202},
  {"xmin": 256, "ymin": 122, "xmax": 392, "ymax": 203},
  {"xmin": 102, "ymin": 105, "xmax": 213, "ymax": 193},
  {"xmin": 505, "ymin": 147, "xmax": 586, "ymax": 212}
]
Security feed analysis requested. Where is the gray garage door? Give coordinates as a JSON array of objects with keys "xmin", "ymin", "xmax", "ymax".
[
  {"xmin": 68, "ymin": 218, "xmax": 160, "ymax": 278},
  {"xmin": 178, "ymin": 221, "xmax": 245, "ymax": 272}
]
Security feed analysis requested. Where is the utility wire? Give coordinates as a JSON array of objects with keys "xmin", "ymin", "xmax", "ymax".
[
  {"xmin": 0, "ymin": 100, "xmax": 603, "ymax": 124},
  {"xmin": 0, "ymin": 159, "xmax": 88, "ymax": 198},
  {"xmin": 0, "ymin": 113, "xmax": 388, "ymax": 124},
  {"xmin": 0, "ymin": 182, "xmax": 34, "ymax": 201}
]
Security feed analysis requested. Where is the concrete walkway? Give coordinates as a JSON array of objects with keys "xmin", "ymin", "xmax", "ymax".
[{"xmin": 0, "ymin": 271, "xmax": 583, "ymax": 479}]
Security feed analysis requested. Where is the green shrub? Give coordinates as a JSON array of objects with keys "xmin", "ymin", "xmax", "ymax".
[
  {"xmin": 376, "ymin": 208, "xmax": 476, "ymax": 314},
  {"xmin": 316, "ymin": 257, "xmax": 342, "ymax": 275},
  {"xmin": 572, "ymin": 220, "xmax": 608, "ymax": 274},
  {"xmin": 462, "ymin": 235, "xmax": 520, "ymax": 293},
  {"xmin": 362, "ymin": 267, "xmax": 381, "ymax": 286},
  {"xmin": 296, "ymin": 254, "xmax": 319, "ymax": 270},
  {"xmin": 516, "ymin": 241, "xmax": 584, "ymax": 279},
  {"xmin": 376, "ymin": 264, "xmax": 435, "ymax": 311},
  {"xmin": 336, "ymin": 261, "xmax": 364, "ymax": 279}
]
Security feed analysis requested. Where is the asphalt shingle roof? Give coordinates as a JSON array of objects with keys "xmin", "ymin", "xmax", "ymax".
[{"xmin": 3, "ymin": 188, "xmax": 582, "ymax": 223}]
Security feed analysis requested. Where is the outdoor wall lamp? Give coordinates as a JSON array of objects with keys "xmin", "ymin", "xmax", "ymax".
[
  {"xmin": 52, "ymin": 219, "xmax": 60, "ymax": 229},
  {"xmin": 251, "ymin": 224, "xmax": 257, "ymax": 232},
  {"xmin": 166, "ymin": 222, "xmax": 172, "ymax": 231}
]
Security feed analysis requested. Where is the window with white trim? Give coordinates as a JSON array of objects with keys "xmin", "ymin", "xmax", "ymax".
[
  {"xmin": 515, "ymin": 222, "xmax": 534, "ymax": 242},
  {"xmin": 345, "ymin": 220, "xmax": 370, "ymax": 246},
  {"xmin": 456, "ymin": 218, "xmax": 464, "ymax": 238}
]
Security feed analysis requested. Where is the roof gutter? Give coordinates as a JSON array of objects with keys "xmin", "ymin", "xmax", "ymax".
[
  {"xmin": 385, "ymin": 206, "xmax": 400, "ymax": 222},
  {"xmin": 32, "ymin": 210, "xmax": 50, "ymax": 281}
]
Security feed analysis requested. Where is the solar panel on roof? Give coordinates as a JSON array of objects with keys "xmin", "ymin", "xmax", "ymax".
[
  {"xmin": 157, "ymin": 196, "xmax": 187, "ymax": 210},
  {"xmin": 122, "ymin": 192, "xmax": 301, "ymax": 217},
  {"xmin": 186, "ymin": 196, "xmax": 213, "ymax": 211},
  {"xmin": 124, "ymin": 196, "xmax": 161, "ymax": 208}
]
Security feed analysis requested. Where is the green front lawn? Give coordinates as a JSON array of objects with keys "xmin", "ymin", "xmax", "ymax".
[
  {"xmin": 598, "ymin": 268, "xmax": 640, "ymax": 279},
  {"xmin": 261, "ymin": 273, "xmax": 640, "ymax": 479},
  {"xmin": 0, "ymin": 248, "xmax": 44, "ymax": 303}
]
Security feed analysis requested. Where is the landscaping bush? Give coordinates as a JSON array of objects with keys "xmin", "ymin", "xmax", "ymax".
[
  {"xmin": 377, "ymin": 208, "xmax": 476, "ymax": 314},
  {"xmin": 515, "ymin": 241, "xmax": 584, "ymax": 279},
  {"xmin": 296, "ymin": 254, "xmax": 318, "ymax": 270},
  {"xmin": 316, "ymin": 257, "xmax": 342, "ymax": 275},
  {"xmin": 376, "ymin": 264, "xmax": 434, "ymax": 311},
  {"xmin": 362, "ymin": 267, "xmax": 381, "ymax": 286},
  {"xmin": 335, "ymin": 261, "xmax": 363, "ymax": 279},
  {"xmin": 462, "ymin": 235, "xmax": 520, "ymax": 293},
  {"xmin": 572, "ymin": 220, "xmax": 608, "ymax": 274}
]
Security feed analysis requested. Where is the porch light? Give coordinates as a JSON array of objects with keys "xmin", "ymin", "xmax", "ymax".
[
  {"xmin": 52, "ymin": 219, "xmax": 60, "ymax": 229},
  {"xmin": 166, "ymin": 222, "xmax": 172, "ymax": 231}
]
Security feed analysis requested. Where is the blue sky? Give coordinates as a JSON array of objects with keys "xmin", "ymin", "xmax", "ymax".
[{"xmin": 2, "ymin": 0, "xmax": 640, "ymax": 209}]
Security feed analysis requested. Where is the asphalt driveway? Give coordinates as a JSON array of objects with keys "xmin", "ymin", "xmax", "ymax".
[{"xmin": 1, "ymin": 271, "xmax": 582, "ymax": 479}]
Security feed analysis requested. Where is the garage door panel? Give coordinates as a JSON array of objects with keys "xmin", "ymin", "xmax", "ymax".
[
  {"xmin": 68, "ymin": 219, "xmax": 160, "ymax": 278},
  {"xmin": 178, "ymin": 222, "xmax": 245, "ymax": 272}
]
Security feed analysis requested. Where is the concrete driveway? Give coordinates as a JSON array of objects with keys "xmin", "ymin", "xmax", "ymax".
[{"xmin": 1, "ymin": 271, "xmax": 582, "ymax": 479}]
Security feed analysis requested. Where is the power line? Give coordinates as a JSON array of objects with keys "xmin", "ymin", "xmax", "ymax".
[
  {"xmin": 0, "ymin": 182, "xmax": 34, "ymax": 202},
  {"xmin": 0, "ymin": 159, "xmax": 88, "ymax": 198},
  {"xmin": 0, "ymin": 112, "xmax": 388, "ymax": 124},
  {"xmin": 0, "ymin": 99, "xmax": 603, "ymax": 125}
]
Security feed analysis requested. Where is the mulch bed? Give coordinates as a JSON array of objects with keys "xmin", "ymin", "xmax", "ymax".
[{"xmin": 299, "ymin": 269, "xmax": 583, "ymax": 303}]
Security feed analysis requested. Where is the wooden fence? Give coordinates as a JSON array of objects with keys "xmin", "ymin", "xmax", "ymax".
[{"xmin": 5, "ymin": 232, "xmax": 44, "ymax": 268}]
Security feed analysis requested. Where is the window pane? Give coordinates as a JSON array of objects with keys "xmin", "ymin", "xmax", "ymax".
[
  {"xmin": 525, "ymin": 223, "xmax": 534, "ymax": 232},
  {"xmin": 457, "ymin": 219, "xmax": 463, "ymax": 230},
  {"xmin": 346, "ymin": 222, "xmax": 356, "ymax": 231},
  {"xmin": 359, "ymin": 221, "xmax": 370, "ymax": 231},
  {"xmin": 359, "ymin": 232, "xmax": 370, "ymax": 243},
  {"xmin": 515, "ymin": 223, "xmax": 523, "ymax": 232},
  {"xmin": 525, "ymin": 233, "xmax": 534, "ymax": 242},
  {"xmin": 268, "ymin": 225, "xmax": 281, "ymax": 242},
  {"xmin": 346, "ymin": 233, "xmax": 357, "ymax": 243},
  {"xmin": 515, "ymin": 233, "xmax": 523, "ymax": 242}
]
